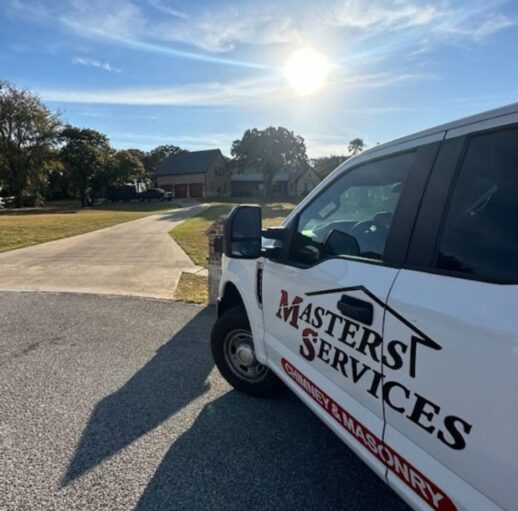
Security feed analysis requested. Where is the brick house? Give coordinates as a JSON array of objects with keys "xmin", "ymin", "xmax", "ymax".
[
  {"xmin": 231, "ymin": 167, "xmax": 321, "ymax": 198},
  {"xmin": 155, "ymin": 149, "xmax": 230, "ymax": 198}
]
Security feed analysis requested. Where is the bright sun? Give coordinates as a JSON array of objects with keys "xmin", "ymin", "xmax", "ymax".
[{"xmin": 284, "ymin": 48, "xmax": 330, "ymax": 96}]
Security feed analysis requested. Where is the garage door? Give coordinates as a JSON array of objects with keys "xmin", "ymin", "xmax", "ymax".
[
  {"xmin": 189, "ymin": 183, "xmax": 204, "ymax": 198},
  {"xmin": 174, "ymin": 184, "xmax": 188, "ymax": 198}
]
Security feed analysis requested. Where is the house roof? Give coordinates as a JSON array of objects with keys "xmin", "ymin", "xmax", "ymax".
[
  {"xmin": 156, "ymin": 149, "xmax": 222, "ymax": 176},
  {"xmin": 289, "ymin": 166, "xmax": 320, "ymax": 184},
  {"xmin": 231, "ymin": 173, "xmax": 265, "ymax": 182},
  {"xmin": 231, "ymin": 168, "xmax": 317, "ymax": 183},
  {"xmin": 231, "ymin": 172, "xmax": 290, "ymax": 183}
]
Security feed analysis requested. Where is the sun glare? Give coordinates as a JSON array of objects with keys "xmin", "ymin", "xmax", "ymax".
[{"xmin": 284, "ymin": 48, "xmax": 330, "ymax": 96}]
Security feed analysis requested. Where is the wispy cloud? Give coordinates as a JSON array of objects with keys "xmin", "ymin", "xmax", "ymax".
[
  {"xmin": 110, "ymin": 131, "xmax": 233, "ymax": 150},
  {"xmin": 147, "ymin": 0, "xmax": 189, "ymax": 20},
  {"xmin": 341, "ymin": 71, "xmax": 439, "ymax": 88},
  {"xmin": 5, "ymin": 0, "xmax": 514, "ymax": 69},
  {"xmin": 61, "ymin": 0, "xmax": 270, "ymax": 68},
  {"xmin": 39, "ymin": 77, "xmax": 281, "ymax": 106},
  {"xmin": 37, "ymin": 71, "xmax": 431, "ymax": 107},
  {"xmin": 325, "ymin": 0, "xmax": 441, "ymax": 31},
  {"xmin": 5, "ymin": 0, "xmax": 268, "ymax": 69},
  {"xmin": 435, "ymin": 12, "xmax": 515, "ymax": 41},
  {"xmin": 73, "ymin": 57, "xmax": 121, "ymax": 72},
  {"xmin": 151, "ymin": 5, "xmax": 302, "ymax": 52}
]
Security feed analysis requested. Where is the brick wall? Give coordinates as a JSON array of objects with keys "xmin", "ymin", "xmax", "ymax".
[{"xmin": 206, "ymin": 216, "xmax": 225, "ymax": 305}]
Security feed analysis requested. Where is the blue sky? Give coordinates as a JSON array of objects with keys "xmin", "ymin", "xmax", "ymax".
[{"xmin": 1, "ymin": 0, "xmax": 517, "ymax": 157}]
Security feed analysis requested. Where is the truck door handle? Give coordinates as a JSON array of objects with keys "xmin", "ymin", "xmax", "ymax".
[{"xmin": 337, "ymin": 295, "xmax": 373, "ymax": 325}]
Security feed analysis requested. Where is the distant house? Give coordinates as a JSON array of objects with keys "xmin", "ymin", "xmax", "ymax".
[
  {"xmin": 286, "ymin": 167, "xmax": 322, "ymax": 197},
  {"xmin": 155, "ymin": 149, "xmax": 230, "ymax": 198},
  {"xmin": 231, "ymin": 167, "xmax": 321, "ymax": 198}
]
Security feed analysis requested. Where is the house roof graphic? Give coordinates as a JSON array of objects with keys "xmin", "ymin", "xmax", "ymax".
[{"xmin": 305, "ymin": 285, "xmax": 441, "ymax": 351}]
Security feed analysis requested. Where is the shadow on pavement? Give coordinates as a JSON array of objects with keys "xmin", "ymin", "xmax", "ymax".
[
  {"xmin": 135, "ymin": 390, "xmax": 409, "ymax": 511},
  {"xmin": 62, "ymin": 308, "xmax": 214, "ymax": 485},
  {"xmin": 63, "ymin": 303, "xmax": 408, "ymax": 510}
]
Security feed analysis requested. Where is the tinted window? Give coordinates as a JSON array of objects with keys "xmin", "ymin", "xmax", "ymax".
[
  {"xmin": 436, "ymin": 127, "xmax": 518, "ymax": 282},
  {"xmin": 290, "ymin": 152, "xmax": 415, "ymax": 266}
]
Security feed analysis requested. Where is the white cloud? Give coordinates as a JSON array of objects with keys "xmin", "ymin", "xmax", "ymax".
[
  {"xmin": 436, "ymin": 12, "xmax": 515, "ymax": 41},
  {"xmin": 340, "ymin": 71, "xmax": 439, "ymax": 88},
  {"xmin": 39, "ymin": 77, "xmax": 281, "ymax": 106},
  {"xmin": 5, "ymin": 0, "xmax": 514, "ymax": 67},
  {"xmin": 38, "ymin": 70, "xmax": 432, "ymax": 107},
  {"xmin": 324, "ymin": 0, "xmax": 441, "ymax": 30},
  {"xmin": 148, "ymin": 0, "xmax": 189, "ymax": 19},
  {"xmin": 72, "ymin": 57, "xmax": 121, "ymax": 72},
  {"xmin": 56, "ymin": 0, "xmax": 269, "ymax": 68},
  {"xmin": 153, "ymin": 6, "xmax": 301, "ymax": 52},
  {"xmin": 110, "ymin": 131, "xmax": 233, "ymax": 150}
]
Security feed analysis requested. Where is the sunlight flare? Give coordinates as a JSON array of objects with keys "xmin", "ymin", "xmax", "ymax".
[{"xmin": 284, "ymin": 48, "xmax": 330, "ymax": 95}]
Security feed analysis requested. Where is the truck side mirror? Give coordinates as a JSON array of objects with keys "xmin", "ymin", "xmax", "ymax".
[{"xmin": 224, "ymin": 205, "xmax": 262, "ymax": 259}]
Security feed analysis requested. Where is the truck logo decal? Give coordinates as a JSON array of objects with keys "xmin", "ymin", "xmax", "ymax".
[
  {"xmin": 282, "ymin": 358, "xmax": 457, "ymax": 511},
  {"xmin": 276, "ymin": 288, "xmax": 473, "ymax": 451}
]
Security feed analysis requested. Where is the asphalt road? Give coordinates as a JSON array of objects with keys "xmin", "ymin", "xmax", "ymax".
[
  {"xmin": 0, "ymin": 291, "xmax": 409, "ymax": 511},
  {"xmin": 0, "ymin": 203, "xmax": 206, "ymax": 300}
]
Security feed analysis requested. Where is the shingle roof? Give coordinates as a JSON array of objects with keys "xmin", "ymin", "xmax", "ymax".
[
  {"xmin": 156, "ymin": 149, "xmax": 222, "ymax": 176},
  {"xmin": 231, "ymin": 171, "xmax": 289, "ymax": 183},
  {"xmin": 231, "ymin": 168, "xmax": 315, "ymax": 183},
  {"xmin": 231, "ymin": 173, "xmax": 265, "ymax": 182}
]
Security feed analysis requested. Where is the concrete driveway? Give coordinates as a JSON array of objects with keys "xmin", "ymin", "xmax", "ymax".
[
  {"xmin": 0, "ymin": 291, "xmax": 409, "ymax": 511},
  {"xmin": 0, "ymin": 203, "xmax": 206, "ymax": 300}
]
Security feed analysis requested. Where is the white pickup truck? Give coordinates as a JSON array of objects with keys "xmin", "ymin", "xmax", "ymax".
[{"xmin": 211, "ymin": 103, "xmax": 518, "ymax": 511}]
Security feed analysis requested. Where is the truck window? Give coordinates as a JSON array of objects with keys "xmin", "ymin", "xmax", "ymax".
[
  {"xmin": 290, "ymin": 151, "xmax": 416, "ymax": 266},
  {"xmin": 436, "ymin": 127, "xmax": 518, "ymax": 283}
]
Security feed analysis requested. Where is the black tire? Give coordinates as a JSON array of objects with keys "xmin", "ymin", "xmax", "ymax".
[{"xmin": 211, "ymin": 306, "xmax": 282, "ymax": 398}]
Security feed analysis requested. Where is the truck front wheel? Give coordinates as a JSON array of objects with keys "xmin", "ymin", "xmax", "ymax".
[{"xmin": 211, "ymin": 306, "xmax": 282, "ymax": 398}]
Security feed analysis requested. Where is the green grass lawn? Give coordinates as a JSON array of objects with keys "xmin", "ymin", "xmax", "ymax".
[
  {"xmin": 170, "ymin": 201, "xmax": 296, "ymax": 304},
  {"xmin": 169, "ymin": 205, "xmax": 232, "ymax": 267},
  {"xmin": 0, "ymin": 200, "xmax": 178, "ymax": 253},
  {"xmin": 169, "ymin": 201, "xmax": 295, "ymax": 268},
  {"xmin": 174, "ymin": 272, "xmax": 208, "ymax": 304}
]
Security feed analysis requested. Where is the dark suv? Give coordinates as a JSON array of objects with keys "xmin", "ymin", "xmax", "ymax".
[{"xmin": 139, "ymin": 188, "xmax": 172, "ymax": 201}]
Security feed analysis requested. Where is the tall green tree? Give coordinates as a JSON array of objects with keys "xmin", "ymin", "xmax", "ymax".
[
  {"xmin": 231, "ymin": 127, "xmax": 309, "ymax": 197},
  {"xmin": 60, "ymin": 126, "xmax": 113, "ymax": 207},
  {"xmin": 312, "ymin": 155, "xmax": 349, "ymax": 179},
  {"xmin": 0, "ymin": 80, "xmax": 61, "ymax": 207},
  {"xmin": 111, "ymin": 149, "xmax": 146, "ymax": 185},
  {"xmin": 348, "ymin": 137, "xmax": 365, "ymax": 155},
  {"xmin": 144, "ymin": 144, "xmax": 185, "ymax": 180}
]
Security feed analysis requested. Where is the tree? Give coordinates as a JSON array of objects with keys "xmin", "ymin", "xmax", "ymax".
[
  {"xmin": 0, "ymin": 80, "xmax": 61, "ymax": 207},
  {"xmin": 348, "ymin": 137, "xmax": 365, "ymax": 156},
  {"xmin": 144, "ymin": 144, "xmax": 185, "ymax": 181},
  {"xmin": 231, "ymin": 127, "xmax": 309, "ymax": 197},
  {"xmin": 60, "ymin": 126, "xmax": 113, "ymax": 207},
  {"xmin": 111, "ymin": 150, "xmax": 146, "ymax": 185},
  {"xmin": 126, "ymin": 148, "xmax": 146, "ymax": 162},
  {"xmin": 312, "ymin": 155, "xmax": 349, "ymax": 179}
]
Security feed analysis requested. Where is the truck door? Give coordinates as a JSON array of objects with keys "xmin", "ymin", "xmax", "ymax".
[
  {"xmin": 261, "ymin": 140, "xmax": 440, "ymax": 478},
  {"xmin": 382, "ymin": 125, "xmax": 518, "ymax": 511}
]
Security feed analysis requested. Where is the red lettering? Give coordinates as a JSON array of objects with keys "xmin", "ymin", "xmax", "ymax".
[
  {"xmin": 276, "ymin": 290, "xmax": 303, "ymax": 329},
  {"xmin": 281, "ymin": 358, "xmax": 456, "ymax": 511}
]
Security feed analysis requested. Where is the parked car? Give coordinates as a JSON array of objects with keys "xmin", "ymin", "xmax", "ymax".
[
  {"xmin": 0, "ymin": 195, "xmax": 36, "ymax": 208},
  {"xmin": 139, "ymin": 188, "xmax": 172, "ymax": 201},
  {"xmin": 107, "ymin": 185, "xmax": 137, "ymax": 202},
  {"xmin": 211, "ymin": 103, "xmax": 518, "ymax": 511}
]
